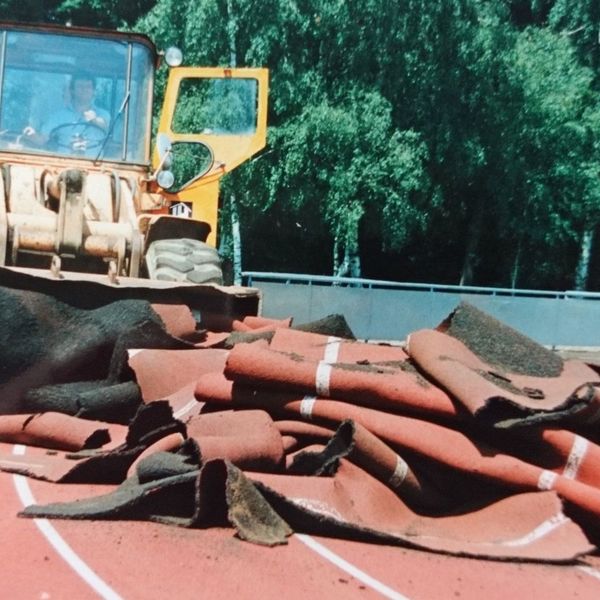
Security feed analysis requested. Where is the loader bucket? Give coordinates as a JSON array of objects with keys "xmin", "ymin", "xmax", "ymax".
[{"xmin": 0, "ymin": 266, "xmax": 260, "ymax": 332}]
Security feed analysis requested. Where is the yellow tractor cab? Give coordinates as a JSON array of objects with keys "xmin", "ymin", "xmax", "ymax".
[{"xmin": 0, "ymin": 21, "xmax": 268, "ymax": 294}]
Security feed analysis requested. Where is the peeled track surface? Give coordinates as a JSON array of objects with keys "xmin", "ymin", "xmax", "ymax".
[
  {"xmin": 145, "ymin": 238, "xmax": 223, "ymax": 285},
  {"xmin": 3, "ymin": 442, "xmax": 600, "ymax": 600}
]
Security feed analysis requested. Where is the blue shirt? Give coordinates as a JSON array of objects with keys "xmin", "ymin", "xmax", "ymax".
[{"xmin": 41, "ymin": 104, "xmax": 111, "ymax": 155}]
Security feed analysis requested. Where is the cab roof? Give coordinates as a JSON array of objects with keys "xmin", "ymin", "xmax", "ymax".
[{"xmin": 0, "ymin": 20, "xmax": 159, "ymax": 66}]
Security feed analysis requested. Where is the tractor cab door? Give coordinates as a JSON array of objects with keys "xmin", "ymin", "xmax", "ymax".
[
  {"xmin": 153, "ymin": 67, "xmax": 268, "ymax": 247},
  {"xmin": 155, "ymin": 67, "xmax": 268, "ymax": 189}
]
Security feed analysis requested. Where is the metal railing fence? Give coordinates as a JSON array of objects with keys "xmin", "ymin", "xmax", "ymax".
[{"xmin": 243, "ymin": 271, "xmax": 600, "ymax": 346}]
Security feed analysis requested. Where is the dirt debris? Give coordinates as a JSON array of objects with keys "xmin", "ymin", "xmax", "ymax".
[{"xmin": 439, "ymin": 301, "xmax": 564, "ymax": 377}]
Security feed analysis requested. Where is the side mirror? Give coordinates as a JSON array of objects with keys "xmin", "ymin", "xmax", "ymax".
[
  {"xmin": 156, "ymin": 133, "xmax": 172, "ymax": 169},
  {"xmin": 160, "ymin": 140, "xmax": 214, "ymax": 192}
]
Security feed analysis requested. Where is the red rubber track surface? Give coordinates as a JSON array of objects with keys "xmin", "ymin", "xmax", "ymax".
[{"xmin": 2, "ymin": 443, "xmax": 600, "ymax": 600}]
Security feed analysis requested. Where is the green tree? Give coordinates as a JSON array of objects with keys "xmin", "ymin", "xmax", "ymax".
[
  {"xmin": 0, "ymin": 0, "xmax": 155, "ymax": 27},
  {"xmin": 127, "ymin": 1, "xmax": 600, "ymax": 288},
  {"xmin": 494, "ymin": 28, "xmax": 600, "ymax": 288},
  {"xmin": 54, "ymin": 0, "xmax": 157, "ymax": 28},
  {"xmin": 239, "ymin": 89, "xmax": 431, "ymax": 277}
]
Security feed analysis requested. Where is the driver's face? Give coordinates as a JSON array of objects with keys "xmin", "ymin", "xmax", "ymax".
[{"xmin": 72, "ymin": 79, "xmax": 95, "ymax": 106}]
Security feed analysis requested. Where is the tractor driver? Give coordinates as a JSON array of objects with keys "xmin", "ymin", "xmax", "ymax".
[{"xmin": 23, "ymin": 71, "xmax": 110, "ymax": 154}]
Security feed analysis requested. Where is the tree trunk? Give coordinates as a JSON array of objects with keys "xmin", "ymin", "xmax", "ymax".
[
  {"xmin": 348, "ymin": 246, "xmax": 361, "ymax": 278},
  {"xmin": 230, "ymin": 193, "xmax": 242, "ymax": 285},
  {"xmin": 333, "ymin": 235, "xmax": 340, "ymax": 275},
  {"xmin": 459, "ymin": 199, "xmax": 484, "ymax": 286},
  {"xmin": 574, "ymin": 226, "xmax": 595, "ymax": 291},
  {"xmin": 226, "ymin": 0, "xmax": 240, "ymax": 284},
  {"xmin": 510, "ymin": 193, "xmax": 533, "ymax": 289},
  {"xmin": 333, "ymin": 221, "xmax": 362, "ymax": 279},
  {"xmin": 510, "ymin": 237, "xmax": 522, "ymax": 289},
  {"xmin": 334, "ymin": 249, "xmax": 348, "ymax": 278},
  {"xmin": 226, "ymin": 0, "xmax": 238, "ymax": 67}
]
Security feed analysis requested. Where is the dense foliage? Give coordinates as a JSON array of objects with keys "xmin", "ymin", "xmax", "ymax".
[{"xmin": 7, "ymin": 0, "xmax": 600, "ymax": 289}]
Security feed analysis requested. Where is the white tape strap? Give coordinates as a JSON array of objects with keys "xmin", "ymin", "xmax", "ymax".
[
  {"xmin": 323, "ymin": 336, "xmax": 341, "ymax": 363},
  {"xmin": 315, "ymin": 361, "xmax": 332, "ymax": 397},
  {"xmin": 388, "ymin": 455, "xmax": 409, "ymax": 490},
  {"xmin": 300, "ymin": 395, "xmax": 316, "ymax": 419},
  {"xmin": 563, "ymin": 435, "xmax": 588, "ymax": 480},
  {"xmin": 537, "ymin": 469, "xmax": 558, "ymax": 491}
]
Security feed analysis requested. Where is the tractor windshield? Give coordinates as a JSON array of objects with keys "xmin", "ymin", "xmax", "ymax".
[{"xmin": 0, "ymin": 28, "xmax": 154, "ymax": 164}]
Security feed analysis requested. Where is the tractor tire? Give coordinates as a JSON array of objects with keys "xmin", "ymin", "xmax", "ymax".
[{"xmin": 145, "ymin": 238, "xmax": 224, "ymax": 285}]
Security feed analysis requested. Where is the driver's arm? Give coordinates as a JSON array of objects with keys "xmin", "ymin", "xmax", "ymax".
[
  {"xmin": 24, "ymin": 110, "xmax": 64, "ymax": 146},
  {"xmin": 26, "ymin": 110, "xmax": 67, "ymax": 147},
  {"xmin": 83, "ymin": 110, "xmax": 108, "ymax": 130},
  {"xmin": 22, "ymin": 126, "xmax": 48, "ymax": 146}
]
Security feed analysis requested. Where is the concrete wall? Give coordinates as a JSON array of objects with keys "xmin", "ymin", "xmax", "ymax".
[{"xmin": 244, "ymin": 274, "xmax": 600, "ymax": 346}]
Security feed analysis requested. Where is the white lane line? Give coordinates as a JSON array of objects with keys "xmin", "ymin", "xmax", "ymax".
[
  {"xmin": 500, "ymin": 513, "xmax": 568, "ymax": 547},
  {"xmin": 295, "ymin": 533, "xmax": 411, "ymax": 600},
  {"xmin": 12, "ymin": 445, "xmax": 123, "ymax": 600},
  {"xmin": 578, "ymin": 566, "xmax": 600, "ymax": 582},
  {"xmin": 173, "ymin": 399, "xmax": 198, "ymax": 419}
]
